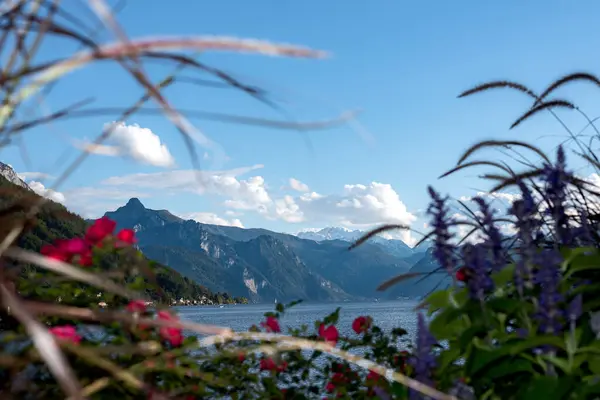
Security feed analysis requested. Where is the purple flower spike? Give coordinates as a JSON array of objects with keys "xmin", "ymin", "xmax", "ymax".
[
  {"xmin": 473, "ymin": 197, "xmax": 505, "ymax": 271},
  {"xmin": 408, "ymin": 313, "xmax": 437, "ymax": 400},
  {"xmin": 532, "ymin": 249, "xmax": 565, "ymax": 336},
  {"xmin": 426, "ymin": 186, "xmax": 456, "ymax": 275},
  {"xmin": 462, "ymin": 244, "xmax": 494, "ymax": 301}
]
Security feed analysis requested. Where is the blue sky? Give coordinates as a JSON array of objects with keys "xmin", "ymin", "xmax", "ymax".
[{"xmin": 4, "ymin": 0, "xmax": 600, "ymax": 245}]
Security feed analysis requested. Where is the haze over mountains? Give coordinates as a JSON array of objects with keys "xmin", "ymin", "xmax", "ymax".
[{"xmin": 101, "ymin": 198, "xmax": 447, "ymax": 303}]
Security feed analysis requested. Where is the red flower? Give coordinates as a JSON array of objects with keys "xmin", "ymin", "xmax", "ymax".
[
  {"xmin": 352, "ymin": 316, "xmax": 371, "ymax": 334},
  {"xmin": 260, "ymin": 358, "xmax": 287, "ymax": 372},
  {"xmin": 41, "ymin": 244, "xmax": 69, "ymax": 262},
  {"xmin": 157, "ymin": 310, "xmax": 183, "ymax": 347},
  {"xmin": 49, "ymin": 325, "xmax": 82, "ymax": 344},
  {"xmin": 366, "ymin": 370, "xmax": 382, "ymax": 382},
  {"xmin": 318, "ymin": 324, "xmax": 339, "ymax": 345},
  {"xmin": 126, "ymin": 299, "xmax": 147, "ymax": 313},
  {"xmin": 325, "ymin": 382, "xmax": 335, "ymax": 393},
  {"xmin": 331, "ymin": 372, "xmax": 346, "ymax": 383},
  {"xmin": 56, "ymin": 238, "xmax": 89, "ymax": 255},
  {"xmin": 116, "ymin": 228, "xmax": 136, "ymax": 246},
  {"xmin": 85, "ymin": 217, "xmax": 116, "ymax": 244},
  {"xmin": 456, "ymin": 267, "xmax": 470, "ymax": 282},
  {"xmin": 237, "ymin": 353, "xmax": 245, "ymax": 362},
  {"xmin": 76, "ymin": 248, "xmax": 93, "ymax": 267},
  {"xmin": 260, "ymin": 316, "xmax": 281, "ymax": 333}
]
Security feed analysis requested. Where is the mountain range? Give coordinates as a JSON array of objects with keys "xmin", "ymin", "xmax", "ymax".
[
  {"xmin": 101, "ymin": 198, "xmax": 447, "ymax": 303},
  {"xmin": 0, "ymin": 162, "xmax": 245, "ymax": 305}
]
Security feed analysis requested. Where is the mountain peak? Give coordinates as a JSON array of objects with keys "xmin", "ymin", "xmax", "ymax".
[
  {"xmin": 125, "ymin": 197, "xmax": 145, "ymax": 210},
  {"xmin": 0, "ymin": 162, "xmax": 30, "ymax": 190}
]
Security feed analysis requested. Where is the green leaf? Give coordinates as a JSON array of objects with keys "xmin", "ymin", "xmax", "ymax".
[
  {"xmin": 507, "ymin": 336, "xmax": 566, "ymax": 354},
  {"xmin": 459, "ymin": 324, "xmax": 490, "ymax": 351},
  {"xmin": 422, "ymin": 288, "xmax": 452, "ymax": 314},
  {"xmin": 428, "ymin": 307, "xmax": 466, "ymax": 340},
  {"xmin": 517, "ymin": 376, "xmax": 575, "ymax": 400},
  {"xmin": 483, "ymin": 358, "xmax": 534, "ymax": 381},
  {"xmin": 492, "ymin": 263, "xmax": 515, "ymax": 287},
  {"xmin": 588, "ymin": 356, "xmax": 600, "ymax": 374}
]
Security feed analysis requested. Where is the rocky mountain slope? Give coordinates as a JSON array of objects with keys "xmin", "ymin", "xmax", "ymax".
[
  {"xmin": 0, "ymin": 166, "xmax": 239, "ymax": 305},
  {"xmin": 104, "ymin": 199, "xmax": 420, "ymax": 302}
]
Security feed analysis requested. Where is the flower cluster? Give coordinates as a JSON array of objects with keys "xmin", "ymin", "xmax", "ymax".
[
  {"xmin": 426, "ymin": 186, "xmax": 456, "ymax": 275},
  {"xmin": 41, "ymin": 216, "xmax": 135, "ymax": 266}
]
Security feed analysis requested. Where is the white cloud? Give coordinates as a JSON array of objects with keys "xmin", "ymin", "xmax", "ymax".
[
  {"xmin": 28, "ymin": 181, "xmax": 65, "ymax": 204},
  {"xmin": 296, "ymin": 182, "xmax": 416, "ymax": 226},
  {"xmin": 289, "ymin": 178, "xmax": 309, "ymax": 192},
  {"xmin": 101, "ymin": 169, "xmax": 418, "ymax": 241},
  {"xmin": 459, "ymin": 191, "xmax": 521, "ymax": 203},
  {"xmin": 102, "ymin": 165, "xmax": 272, "ymax": 213},
  {"xmin": 74, "ymin": 122, "xmax": 175, "ymax": 168},
  {"xmin": 181, "ymin": 212, "xmax": 244, "ymax": 228},
  {"xmin": 62, "ymin": 187, "xmax": 151, "ymax": 218},
  {"xmin": 18, "ymin": 172, "xmax": 54, "ymax": 181}
]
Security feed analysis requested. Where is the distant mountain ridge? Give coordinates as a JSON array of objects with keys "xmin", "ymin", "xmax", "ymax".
[
  {"xmin": 297, "ymin": 226, "xmax": 431, "ymax": 258},
  {"xmin": 102, "ymin": 198, "xmax": 447, "ymax": 303}
]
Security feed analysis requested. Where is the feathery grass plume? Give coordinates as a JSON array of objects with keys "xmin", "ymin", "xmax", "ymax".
[
  {"xmin": 510, "ymin": 99, "xmax": 575, "ymax": 129},
  {"xmin": 535, "ymin": 72, "xmax": 600, "ymax": 105}
]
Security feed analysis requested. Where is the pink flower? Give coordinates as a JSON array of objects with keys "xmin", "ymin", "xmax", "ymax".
[
  {"xmin": 49, "ymin": 325, "xmax": 82, "ymax": 344},
  {"xmin": 157, "ymin": 310, "xmax": 183, "ymax": 347},
  {"xmin": 352, "ymin": 316, "xmax": 372, "ymax": 334},
  {"xmin": 126, "ymin": 300, "xmax": 147, "ymax": 313},
  {"xmin": 85, "ymin": 217, "xmax": 116, "ymax": 244},
  {"xmin": 260, "ymin": 316, "xmax": 281, "ymax": 333},
  {"xmin": 318, "ymin": 324, "xmax": 339, "ymax": 345},
  {"xmin": 116, "ymin": 228, "xmax": 136, "ymax": 246}
]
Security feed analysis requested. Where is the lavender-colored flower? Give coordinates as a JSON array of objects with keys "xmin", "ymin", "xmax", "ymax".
[
  {"xmin": 462, "ymin": 243, "xmax": 494, "ymax": 300},
  {"xmin": 473, "ymin": 197, "xmax": 505, "ymax": 271},
  {"xmin": 449, "ymin": 380, "xmax": 476, "ymax": 400},
  {"xmin": 408, "ymin": 313, "xmax": 437, "ymax": 400},
  {"xmin": 510, "ymin": 182, "xmax": 539, "ymax": 294},
  {"xmin": 426, "ymin": 186, "xmax": 456, "ymax": 275},
  {"xmin": 541, "ymin": 146, "xmax": 571, "ymax": 245},
  {"xmin": 373, "ymin": 386, "xmax": 392, "ymax": 400},
  {"xmin": 532, "ymin": 249, "xmax": 565, "ymax": 335}
]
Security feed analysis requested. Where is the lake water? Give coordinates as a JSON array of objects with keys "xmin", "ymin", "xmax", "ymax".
[{"xmin": 175, "ymin": 300, "xmax": 419, "ymax": 343}]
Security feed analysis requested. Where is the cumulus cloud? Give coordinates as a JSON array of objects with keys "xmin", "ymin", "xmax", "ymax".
[
  {"xmin": 102, "ymin": 165, "xmax": 272, "ymax": 213},
  {"xmin": 181, "ymin": 212, "xmax": 244, "ymax": 228},
  {"xmin": 289, "ymin": 178, "xmax": 309, "ymax": 192},
  {"xmin": 74, "ymin": 122, "xmax": 175, "ymax": 168},
  {"xmin": 295, "ymin": 182, "xmax": 417, "ymax": 227},
  {"xmin": 28, "ymin": 181, "xmax": 65, "ymax": 203},
  {"xmin": 98, "ymin": 168, "xmax": 421, "ymax": 243}
]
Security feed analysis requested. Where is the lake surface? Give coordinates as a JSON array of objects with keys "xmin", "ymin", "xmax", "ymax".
[{"xmin": 175, "ymin": 300, "xmax": 419, "ymax": 343}]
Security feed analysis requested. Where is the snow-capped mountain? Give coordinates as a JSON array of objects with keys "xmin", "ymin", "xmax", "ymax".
[
  {"xmin": 0, "ymin": 162, "xmax": 30, "ymax": 190},
  {"xmin": 297, "ymin": 226, "xmax": 430, "ymax": 258},
  {"xmin": 297, "ymin": 227, "xmax": 363, "ymax": 242}
]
